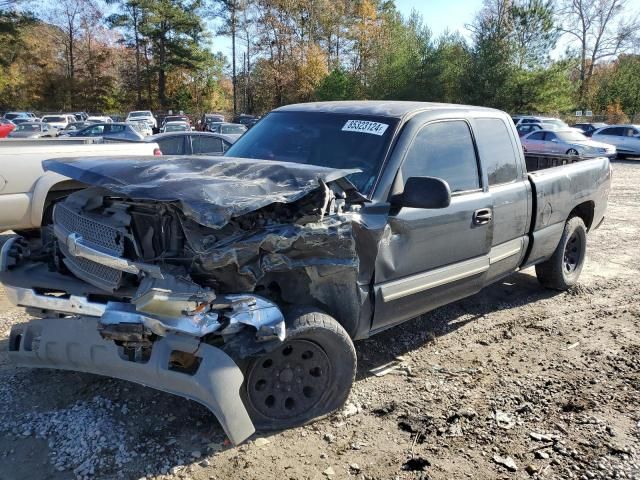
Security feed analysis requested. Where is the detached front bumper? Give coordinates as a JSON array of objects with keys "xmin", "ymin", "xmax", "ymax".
[
  {"xmin": 0, "ymin": 236, "xmax": 291, "ymax": 445},
  {"xmin": 9, "ymin": 314, "xmax": 255, "ymax": 445}
]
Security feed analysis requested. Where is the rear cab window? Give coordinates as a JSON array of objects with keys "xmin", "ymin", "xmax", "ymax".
[{"xmin": 473, "ymin": 118, "xmax": 520, "ymax": 185}]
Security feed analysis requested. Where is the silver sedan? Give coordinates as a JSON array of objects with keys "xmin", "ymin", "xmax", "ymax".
[{"xmin": 521, "ymin": 129, "xmax": 616, "ymax": 158}]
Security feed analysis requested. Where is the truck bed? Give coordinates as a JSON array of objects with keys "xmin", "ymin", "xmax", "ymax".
[{"xmin": 523, "ymin": 155, "xmax": 610, "ymax": 266}]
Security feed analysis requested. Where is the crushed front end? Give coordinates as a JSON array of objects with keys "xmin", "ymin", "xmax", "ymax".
[{"xmin": 1, "ymin": 156, "xmax": 366, "ymax": 444}]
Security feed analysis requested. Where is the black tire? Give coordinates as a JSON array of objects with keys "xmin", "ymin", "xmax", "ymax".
[
  {"xmin": 535, "ymin": 216, "xmax": 587, "ymax": 290},
  {"xmin": 566, "ymin": 148, "xmax": 579, "ymax": 156},
  {"xmin": 240, "ymin": 308, "xmax": 356, "ymax": 431}
]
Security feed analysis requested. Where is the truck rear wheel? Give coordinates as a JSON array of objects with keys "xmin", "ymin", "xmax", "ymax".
[
  {"xmin": 535, "ymin": 216, "xmax": 587, "ymax": 290},
  {"xmin": 240, "ymin": 309, "xmax": 356, "ymax": 431}
]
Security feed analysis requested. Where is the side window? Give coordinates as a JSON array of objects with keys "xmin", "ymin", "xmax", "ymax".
[
  {"xmin": 528, "ymin": 131, "xmax": 544, "ymax": 140},
  {"xmin": 158, "ymin": 136, "xmax": 185, "ymax": 155},
  {"xmin": 191, "ymin": 136, "xmax": 224, "ymax": 155},
  {"xmin": 109, "ymin": 125, "xmax": 125, "ymax": 133},
  {"xmin": 87, "ymin": 125, "xmax": 104, "ymax": 136},
  {"xmin": 402, "ymin": 121, "xmax": 480, "ymax": 193},
  {"xmin": 544, "ymin": 132, "xmax": 557, "ymax": 141},
  {"xmin": 601, "ymin": 127, "xmax": 621, "ymax": 136},
  {"xmin": 474, "ymin": 118, "xmax": 519, "ymax": 186}
]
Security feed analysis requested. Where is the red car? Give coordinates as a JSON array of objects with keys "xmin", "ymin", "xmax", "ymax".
[{"xmin": 0, "ymin": 119, "xmax": 15, "ymax": 138}]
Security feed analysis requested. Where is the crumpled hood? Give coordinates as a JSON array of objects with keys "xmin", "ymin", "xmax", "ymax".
[{"xmin": 44, "ymin": 156, "xmax": 358, "ymax": 228}]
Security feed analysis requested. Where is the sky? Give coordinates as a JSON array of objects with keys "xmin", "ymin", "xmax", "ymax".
[{"xmin": 394, "ymin": 0, "xmax": 484, "ymax": 38}]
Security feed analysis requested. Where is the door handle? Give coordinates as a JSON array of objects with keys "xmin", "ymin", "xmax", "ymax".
[{"xmin": 473, "ymin": 208, "xmax": 492, "ymax": 225}]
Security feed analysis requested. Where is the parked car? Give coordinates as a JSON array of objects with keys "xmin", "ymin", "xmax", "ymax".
[
  {"xmin": 1, "ymin": 101, "xmax": 611, "ymax": 445},
  {"xmin": 0, "ymin": 140, "xmax": 160, "ymax": 232},
  {"xmin": 516, "ymin": 123, "xmax": 542, "ymax": 137},
  {"xmin": 70, "ymin": 112, "xmax": 89, "ymax": 121},
  {"xmin": 207, "ymin": 122, "xmax": 247, "ymax": 140},
  {"xmin": 161, "ymin": 114, "xmax": 190, "ymax": 128},
  {"xmin": 0, "ymin": 118, "xmax": 15, "ymax": 138},
  {"xmin": 12, "ymin": 117, "xmax": 38, "ymax": 125},
  {"xmin": 41, "ymin": 114, "xmax": 72, "ymax": 130},
  {"xmin": 87, "ymin": 116, "xmax": 113, "ymax": 124},
  {"xmin": 58, "ymin": 121, "xmax": 92, "ymax": 135},
  {"xmin": 129, "ymin": 120, "xmax": 153, "ymax": 137},
  {"xmin": 201, "ymin": 113, "xmax": 225, "ymax": 131},
  {"xmin": 591, "ymin": 125, "xmax": 640, "ymax": 158},
  {"xmin": 512, "ymin": 115, "xmax": 570, "ymax": 131},
  {"xmin": 3, "ymin": 111, "xmax": 36, "ymax": 121},
  {"xmin": 233, "ymin": 113, "xmax": 259, "ymax": 127},
  {"xmin": 161, "ymin": 121, "xmax": 190, "ymax": 133},
  {"xmin": 521, "ymin": 129, "xmax": 616, "ymax": 157},
  {"xmin": 61, "ymin": 122, "xmax": 144, "ymax": 141},
  {"xmin": 126, "ymin": 110, "xmax": 157, "ymax": 129},
  {"xmin": 7, "ymin": 122, "xmax": 55, "ymax": 138},
  {"xmin": 574, "ymin": 122, "xmax": 608, "ymax": 137},
  {"xmin": 146, "ymin": 131, "xmax": 234, "ymax": 155}
]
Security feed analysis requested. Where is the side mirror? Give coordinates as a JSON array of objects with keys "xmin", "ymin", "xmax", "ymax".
[{"xmin": 391, "ymin": 176, "xmax": 451, "ymax": 209}]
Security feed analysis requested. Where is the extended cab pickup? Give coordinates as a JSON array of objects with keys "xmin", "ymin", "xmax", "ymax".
[
  {"xmin": 1, "ymin": 102, "xmax": 610, "ymax": 444},
  {"xmin": 0, "ymin": 138, "xmax": 161, "ymax": 232}
]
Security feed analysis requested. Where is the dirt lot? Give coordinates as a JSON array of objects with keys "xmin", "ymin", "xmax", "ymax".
[{"xmin": 0, "ymin": 161, "xmax": 639, "ymax": 480}]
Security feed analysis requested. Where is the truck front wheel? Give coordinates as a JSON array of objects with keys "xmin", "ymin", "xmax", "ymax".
[
  {"xmin": 535, "ymin": 216, "xmax": 587, "ymax": 290},
  {"xmin": 240, "ymin": 309, "xmax": 356, "ymax": 431}
]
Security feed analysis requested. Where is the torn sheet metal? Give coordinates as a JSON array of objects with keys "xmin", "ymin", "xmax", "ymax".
[{"xmin": 43, "ymin": 156, "xmax": 359, "ymax": 228}]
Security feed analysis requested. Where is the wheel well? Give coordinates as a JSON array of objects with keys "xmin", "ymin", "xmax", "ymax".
[
  {"xmin": 41, "ymin": 181, "xmax": 84, "ymax": 224},
  {"xmin": 569, "ymin": 201, "xmax": 595, "ymax": 231}
]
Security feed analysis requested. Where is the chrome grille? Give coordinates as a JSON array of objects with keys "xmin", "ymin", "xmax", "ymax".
[
  {"xmin": 54, "ymin": 203, "xmax": 124, "ymax": 255},
  {"xmin": 54, "ymin": 203, "xmax": 125, "ymax": 291}
]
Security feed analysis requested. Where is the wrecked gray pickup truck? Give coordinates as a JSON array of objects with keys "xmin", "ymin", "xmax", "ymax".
[{"xmin": 1, "ymin": 102, "xmax": 610, "ymax": 444}]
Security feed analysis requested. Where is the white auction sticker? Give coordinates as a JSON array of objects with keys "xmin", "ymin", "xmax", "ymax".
[{"xmin": 342, "ymin": 120, "xmax": 389, "ymax": 136}]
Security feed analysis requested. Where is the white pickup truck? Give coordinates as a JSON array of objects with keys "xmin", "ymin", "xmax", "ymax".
[{"xmin": 0, "ymin": 139, "xmax": 160, "ymax": 232}]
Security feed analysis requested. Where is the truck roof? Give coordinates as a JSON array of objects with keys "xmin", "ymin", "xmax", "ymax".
[{"xmin": 274, "ymin": 101, "xmax": 502, "ymax": 119}]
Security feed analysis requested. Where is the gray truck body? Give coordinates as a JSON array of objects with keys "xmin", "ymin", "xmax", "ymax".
[{"xmin": 1, "ymin": 101, "xmax": 610, "ymax": 444}]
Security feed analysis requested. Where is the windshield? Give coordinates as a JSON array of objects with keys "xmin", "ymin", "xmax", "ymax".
[
  {"xmin": 225, "ymin": 111, "xmax": 398, "ymax": 193},
  {"xmin": 42, "ymin": 116, "xmax": 66, "ymax": 123},
  {"xmin": 16, "ymin": 123, "xmax": 42, "ymax": 131},
  {"xmin": 556, "ymin": 131, "xmax": 588, "ymax": 141},
  {"xmin": 129, "ymin": 111, "xmax": 150, "ymax": 118},
  {"xmin": 221, "ymin": 124, "xmax": 246, "ymax": 134}
]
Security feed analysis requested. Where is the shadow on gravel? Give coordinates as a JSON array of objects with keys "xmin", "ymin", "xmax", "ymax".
[{"xmin": 354, "ymin": 270, "xmax": 560, "ymax": 380}]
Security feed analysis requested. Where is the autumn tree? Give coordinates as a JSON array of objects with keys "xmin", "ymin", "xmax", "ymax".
[{"xmin": 558, "ymin": 0, "xmax": 640, "ymax": 110}]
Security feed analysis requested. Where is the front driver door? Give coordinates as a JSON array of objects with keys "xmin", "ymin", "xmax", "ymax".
[{"xmin": 371, "ymin": 119, "xmax": 493, "ymax": 333}]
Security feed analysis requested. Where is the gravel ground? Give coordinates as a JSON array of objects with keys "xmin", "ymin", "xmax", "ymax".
[{"xmin": 0, "ymin": 160, "xmax": 639, "ymax": 480}]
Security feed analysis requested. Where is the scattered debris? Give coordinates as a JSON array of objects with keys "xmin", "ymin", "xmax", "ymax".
[
  {"xmin": 370, "ymin": 360, "xmax": 413, "ymax": 377},
  {"xmin": 253, "ymin": 437, "xmax": 270, "ymax": 447},
  {"xmin": 494, "ymin": 410, "xmax": 515, "ymax": 429},
  {"xmin": 529, "ymin": 432, "xmax": 558, "ymax": 442},
  {"xmin": 341, "ymin": 403, "xmax": 360, "ymax": 418},
  {"xmin": 493, "ymin": 455, "xmax": 518, "ymax": 472},
  {"xmin": 322, "ymin": 466, "xmax": 335, "ymax": 476}
]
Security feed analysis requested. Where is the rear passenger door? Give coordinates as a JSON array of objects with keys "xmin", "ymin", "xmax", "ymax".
[
  {"xmin": 157, "ymin": 135, "xmax": 187, "ymax": 155},
  {"xmin": 524, "ymin": 131, "xmax": 545, "ymax": 153},
  {"xmin": 372, "ymin": 119, "xmax": 493, "ymax": 332},
  {"xmin": 190, "ymin": 135, "xmax": 226, "ymax": 155},
  {"xmin": 472, "ymin": 117, "xmax": 530, "ymax": 283},
  {"xmin": 595, "ymin": 127, "xmax": 625, "ymax": 150}
]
